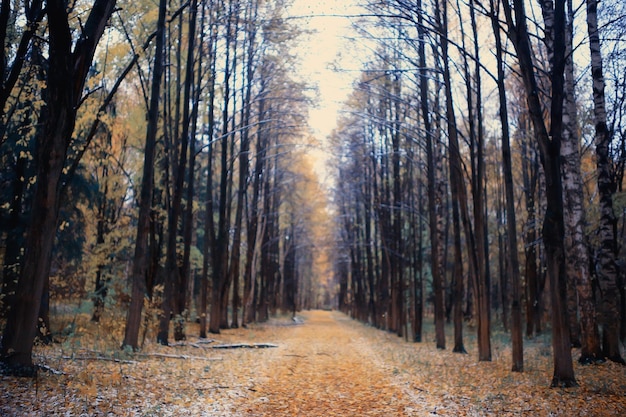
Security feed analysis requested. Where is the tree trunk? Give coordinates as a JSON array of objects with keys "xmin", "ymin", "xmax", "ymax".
[
  {"xmin": 178, "ymin": 0, "xmax": 201, "ymax": 341},
  {"xmin": 91, "ymin": 214, "xmax": 108, "ymax": 323},
  {"xmin": 1, "ymin": 0, "xmax": 117, "ymax": 374},
  {"xmin": 441, "ymin": 0, "xmax": 468, "ymax": 355},
  {"xmin": 490, "ymin": 0, "xmax": 523, "ymax": 371},
  {"xmin": 586, "ymin": 0, "xmax": 625, "ymax": 364},
  {"xmin": 230, "ymin": 36, "xmax": 252, "ymax": 328},
  {"xmin": 199, "ymin": 0, "xmax": 218, "ymax": 339},
  {"xmin": 467, "ymin": 0, "xmax": 491, "ymax": 362},
  {"xmin": 559, "ymin": 0, "xmax": 602, "ymax": 362},
  {"xmin": 159, "ymin": 0, "xmax": 199, "ymax": 345},
  {"xmin": 503, "ymin": 0, "xmax": 577, "ymax": 386},
  {"xmin": 209, "ymin": 0, "xmax": 235, "ymax": 334},
  {"xmin": 243, "ymin": 81, "xmax": 267, "ymax": 326},
  {"xmin": 418, "ymin": 0, "xmax": 444, "ymax": 350},
  {"xmin": 391, "ymin": 69, "xmax": 404, "ymax": 337},
  {"xmin": 413, "ymin": 174, "xmax": 424, "ymax": 342},
  {"xmin": 123, "ymin": 0, "xmax": 166, "ymax": 350},
  {"xmin": 520, "ymin": 119, "xmax": 541, "ymax": 337}
]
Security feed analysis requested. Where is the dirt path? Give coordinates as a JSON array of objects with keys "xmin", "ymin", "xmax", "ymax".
[
  {"xmin": 238, "ymin": 310, "xmax": 416, "ymax": 416},
  {"xmin": 3, "ymin": 309, "xmax": 625, "ymax": 416}
]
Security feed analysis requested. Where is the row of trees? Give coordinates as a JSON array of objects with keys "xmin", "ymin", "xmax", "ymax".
[
  {"xmin": 332, "ymin": 0, "xmax": 625, "ymax": 386},
  {"xmin": 0, "ymin": 0, "xmax": 330, "ymax": 375},
  {"xmin": 2, "ymin": 0, "xmax": 624, "ymax": 388}
]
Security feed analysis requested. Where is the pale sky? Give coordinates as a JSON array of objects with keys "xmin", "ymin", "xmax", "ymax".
[{"xmin": 286, "ymin": 0, "xmax": 369, "ymax": 182}]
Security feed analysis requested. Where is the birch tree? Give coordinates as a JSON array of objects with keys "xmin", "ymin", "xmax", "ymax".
[
  {"xmin": 502, "ymin": 0, "xmax": 577, "ymax": 387},
  {"xmin": 586, "ymin": 0, "xmax": 625, "ymax": 364}
]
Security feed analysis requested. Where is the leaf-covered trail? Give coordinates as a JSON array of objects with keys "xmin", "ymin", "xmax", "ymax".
[
  {"xmin": 2, "ymin": 309, "xmax": 626, "ymax": 416},
  {"xmin": 239, "ymin": 310, "xmax": 416, "ymax": 415}
]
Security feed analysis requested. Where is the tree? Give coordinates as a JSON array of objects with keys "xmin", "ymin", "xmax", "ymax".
[
  {"xmin": 122, "ymin": 0, "xmax": 168, "ymax": 351},
  {"xmin": 1, "ymin": 0, "xmax": 117, "ymax": 375},
  {"xmin": 420, "ymin": 0, "xmax": 445, "ymax": 350},
  {"xmin": 199, "ymin": 0, "xmax": 220, "ymax": 338},
  {"xmin": 157, "ymin": 0, "xmax": 200, "ymax": 345},
  {"xmin": 181, "ymin": 0, "xmax": 205, "ymax": 335},
  {"xmin": 586, "ymin": 0, "xmax": 625, "ymax": 364},
  {"xmin": 502, "ymin": 0, "xmax": 577, "ymax": 386},
  {"xmin": 439, "ymin": 0, "xmax": 468, "ymax": 355},
  {"xmin": 208, "ymin": 0, "xmax": 237, "ymax": 334},
  {"xmin": 489, "ymin": 0, "xmax": 523, "ymax": 372},
  {"xmin": 228, "ymin": 0, "xmax": 259, "ymax": 329},
  {"xmin": 465, "ymin": 0, "xmax": 491, "ymax": 363}
]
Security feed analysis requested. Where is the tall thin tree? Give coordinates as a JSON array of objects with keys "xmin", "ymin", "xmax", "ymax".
[
  {"xmin": 586, "ymin": 0, "xmax": 625, "ymax": 364},
  {"xmin": 122, "ymin": 0, "xmax": 168, "ymax": 351},
  {"xmin": 502, "ymin": 0, "xmax": 577, "ymax": 386}
]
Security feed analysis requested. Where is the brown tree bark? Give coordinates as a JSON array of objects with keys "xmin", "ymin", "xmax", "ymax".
[
  {"xmin": 466, "ymin": 0, "xmax": 491, "ymax": 362},
  {"xmin": 199, "ymin": 0, "xmax": 219, "ymax": 339},
  {"xmin": 209, "ymin": 0, "xmax": 235, "ymax": 334},
  {"xmin": 519, "ymin": 116, "xmax": 543, "ymax": 337},
  {"xmin": 158, "ymin": 0, "xmax": 199, "ymax": 345},
  {"xmin": 220, "ymin": 6, "xmax": 242, "ymax": 330},
  {"xmin": 242, "ymin": 76, "xmax": 268, "ymax": 327},
  {"xmin": 229, "ymin": 0, "xmax": 255, "ymax": 328},
  {"xmin": 490, "ymin": 0, "xmax": 523, "ymax": 371},
  {"xmin": 122, "ymin": 0, "xmax": 167, "ymax": 351},
  {"xmin": 440, "ymin": 0, "xmax": 468, "ymax": 355},
  {"xmin": 1, "ymin": 0, "xmax": 117, "ymax": 374},
  {"xmin": 391, "ymin": 67, "xmax": 404, "ymax": 337},
  {"xmin": 413, "ymin": 174, "xmax": 425, "ymax": 342},
  {"xmin": 181, "ymin": 0, "xmax": 203, "ymax": 336},
  {"xmin": 418, "ymin": 0, "xmax": 444, "ymax": 350}
]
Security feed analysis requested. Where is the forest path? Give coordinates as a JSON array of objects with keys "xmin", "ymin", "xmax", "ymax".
[
  {"xmin": 3, "ymin": 309, "xmax": 626, "ymax": 416},
  {"xmin": 237, "ymin": 310, "xmax": 418, "ymax": 416}
]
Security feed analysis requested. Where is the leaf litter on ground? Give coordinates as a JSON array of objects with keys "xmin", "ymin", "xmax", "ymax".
[{"xmin": 1, "ymin": 309, "xmax": 625, "ymax": 416}]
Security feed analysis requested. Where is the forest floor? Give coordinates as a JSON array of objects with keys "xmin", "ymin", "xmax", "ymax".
[{"xmin": 1, "ymin": 309, "xmax": 626, "ymax": 416}]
